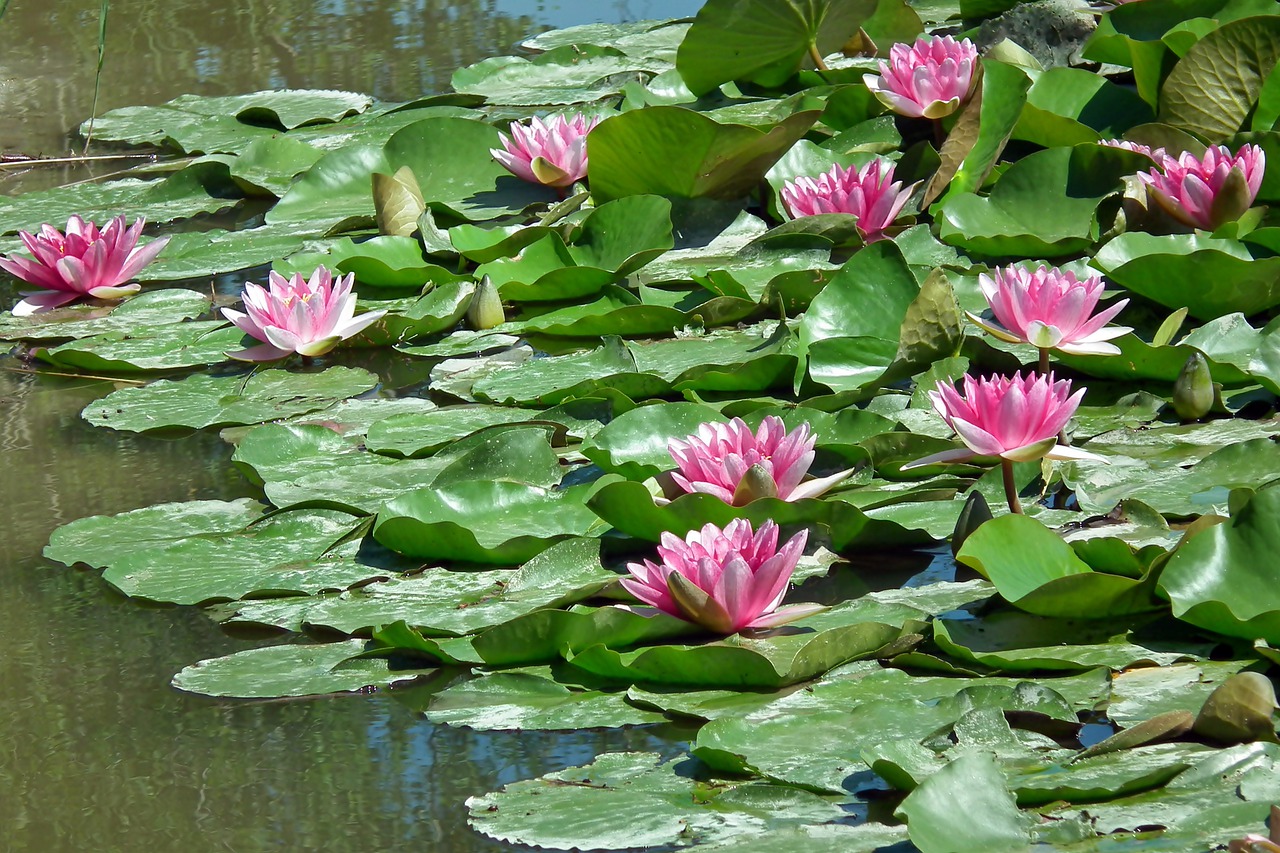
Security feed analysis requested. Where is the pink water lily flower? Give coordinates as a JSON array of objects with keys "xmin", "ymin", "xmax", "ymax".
[
  {"xmin": 1138, "ymin": 144, "xmax": 1266, "ymax": 231},
  {"xmin": 1099, "ymin": 139, "xmax": 1165, "ymax": 162},
  {"xmin": 622, "ymin": 519, "xmax": 822, "ymax": 635},
  {"xmin": 969, "ymin": 265, "xmax": 1131, "ymax": 356},
  {"xmin": 222, "ymin": 267, "xmax": 386, "ymax": 362},
  {"xmin": 0, "ymin": 215, "xmax": 169, "ymax": 316},
  {"xmin": 905, "ymin": 372, "xmax": 1103, "ymax": 469},
  {"xmin": 669, "ymin": 416, "xmax": 852, "ymax": 506},
  {"xmin": 780, "ymin": 159, "xmax": 916, "ymax": 243},
  {"xmin": 863, "ymin": 35, "xmax": 979, "ymax": 119},
  {"xmin": 490, "ymin": 113, "xmax": 601, "ymax": 188}
]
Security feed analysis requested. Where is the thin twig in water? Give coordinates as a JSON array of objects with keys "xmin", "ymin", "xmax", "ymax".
[
  {"xmin": 1, "ymin": 366, "xmax": 147, "ymax": 385},
  {"xmin": 82, "ymin": 0, "xmax": 112, "ymax": 155},
  {"xmin": 0, "ymin": 153, "xmax": 155, "ymax": 170}
]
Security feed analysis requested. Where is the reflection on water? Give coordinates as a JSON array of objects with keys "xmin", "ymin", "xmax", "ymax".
[{"xmin": 0, "ymin": 0, "xmax": 704, "ymax": 848}]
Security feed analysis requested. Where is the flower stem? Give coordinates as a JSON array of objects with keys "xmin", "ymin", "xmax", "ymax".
[
  {"xmin": 1037, "ymin": 347, "xmax": 1051, "ymax": 375},
  {"xmin": 807, "ymin": 42, "xmax": 829, "ymax": 72},
  {"xmin": 933, "ymin": 119, "xmax": 946, "ymax": 149},
  {"xmin": 1001, "ymin": 459, "xmax": 1023, "ymax": 515}
]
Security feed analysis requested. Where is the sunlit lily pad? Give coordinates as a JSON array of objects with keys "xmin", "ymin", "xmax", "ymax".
[
  {"xmin": 424, "ymin": 671, "xmax": 666, "ymax": 730},
  {"xmin": 172, "ymin": 640, "xmax": 435, "ymax": 699},
  {"xmin": 0, "ymin": 289, "xmax": 211, "ymax": 342},
  {"xmin": 81, "ymin": 366, "xmax": 379, "ymax": 432},
  {"xmin": 38, "ymin": 321, "xmax": 241, "ymax": 373}
]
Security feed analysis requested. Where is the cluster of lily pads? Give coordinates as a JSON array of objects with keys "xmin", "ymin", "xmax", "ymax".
[{"xmin": 8, "ymin": 0, "xmax": 1280, "ymax": 849}]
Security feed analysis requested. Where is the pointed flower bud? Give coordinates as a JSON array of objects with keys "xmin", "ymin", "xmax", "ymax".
[
  {"xmin": 1172, "ymin": 351, "xmax": 1214, "ymax": 421},
  {"xmin": 466, "ymin": 275, "xmax": 505, "ymax": 331},
  {"xmin": 372, "ymin": 165, "xmax": 425, "ymax": 238},
  {"xmin": 951, "ymin": 490, "xmax": 993, "ymax": 556}
]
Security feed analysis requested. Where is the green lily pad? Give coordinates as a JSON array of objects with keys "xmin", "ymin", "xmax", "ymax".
[
  {"xmin": 956, "ymin": 514, "xmax": 1164, "ymax": 619},
  {"xmin": 1108, "ymin": 661, "xmax": 1255, "ymax": 727},
  {"xmin": 0, "ymin": 289, "xmax": 212, "ymax": 342},
  {"xmin": 373, "ymin": 481, "xmax": 602, "ymax": 565},
  {"xmin": 467, "ymin": 752, "xmax": 846, "ymax": 851},
  {"xmin": 38, "ymin": 321, "xmax": 241, "ymax": 373},
  {"xmin": 675, "ymin": 0, "xmax": 876, "ymax": 95},
  {"xmin": 587, "ymin": 106, "xmax": 820, "ymax": 201},
  {"xmin": 897, "ymin": 752, "xmax": 1029, "ymax": 853},
  {"xmin": 172, "ymin": 640, "xmax": 435, "ymax": 699},
  {"xmin": 143, "ymin": 224, "xmax": 327, "ymax": 281},
  {"xmin": 1093, "ymin": 232, "xmax": 1280, "ymax": 320},
  {"xmin": 424, "ymin": 672, "xmax": 666, "ymax": 730},
  {"xmin": 1160, "ymin": 485, "xmax": 1280, "ymax": 645},
  {"xmin": 469, "ymin": 605, "xmax": 698, "ymax": 668},
  {"xmin": 579, "ymin": 401, "xmax": 721, "ymax": 480},
  {"xmin": 452, "ymin": 44, "xmax": 666, "ymax": 104},
  {"xmin": 81, "ymin": 367, "xmax": 378, "ymax": 432},
  {"xmin": 364, "ymin": 401, "xmax": 605, "ymax": 457},
  {"xmin": 222, "ymin": 537, "xmax": 617, "ymax": 637}
]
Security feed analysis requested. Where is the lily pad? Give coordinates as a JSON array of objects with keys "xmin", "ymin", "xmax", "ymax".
[
  {"xmin": 38, "ymin": 321, "xmax": 241, "ymax": 373},
  {"xmin": 81, "ymin": 367, "xmax": 378, "ymax": 432},
  {"xmin": 424, "ymin": 672, "xmax": 666, "ymax": 730}
]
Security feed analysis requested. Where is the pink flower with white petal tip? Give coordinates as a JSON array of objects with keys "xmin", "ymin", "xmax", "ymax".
[
  {"xmin": 969, "ymin": 265, "xmax": 1131, "ymax": 356},
  {"xmin": 0, "ymin": 215, "xmax": 169, "ymax": 316},
  {"xmin": 222, "ymin": 267, "xmax": 386, "ymax": 362},
  {"xmin": 669, "ymin": 416, "xmax": 852, "ymax": 506},
  {"xmin": 904, "ymin": 372, "xmax": 1104, "ymax": 469},
  {"xmin": 621, "ymin": 519, "xmax": 822, "ymax": 635},
  {"xmin": 490, "ymin": 113, "xmax": 601, "ymax": 188},
  {"xmin": 1099, "ymin": 139, "xmax": 1165, "ymax": 162},
  {"xmin": 863, "ymin": 35, "xmax": 979, "ymax": 120},
  {"xmin": 1138, "ymin": 144, "xmax": 1266, "ymax": 231},
  {"xmin": 781, "ymin": 159, "xmax": 916, "ymax": 243}
]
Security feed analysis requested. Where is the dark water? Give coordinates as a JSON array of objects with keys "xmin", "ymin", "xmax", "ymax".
[{"xmin": 0, "ymin": 1, "xmax": 700, "ymax": 849}]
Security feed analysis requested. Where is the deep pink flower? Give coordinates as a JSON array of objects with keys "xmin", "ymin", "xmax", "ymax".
[
  {"xmin": 669, "ymin": 416, "xmax": 851, "ymax": 506},
  {"xmin": 970, "ymin": 265, "xmax": 1131, "ymax": 356},
  {"xmin": 863, "ymin": 35, "xmax": 979, "ymax": 119},
  {"xmin": 490, "ymin": 113, "xmax": 600, "ymax": 188},
  {"xmin": 780, "ymin": 159, "xmax": 915, "ymax": 243},
  {"xmin": 0, "ymin": 215, "xmax": 169, "ymax": 316},
  {"xmin": 621, "ymin": 519, "xmax": 821, "ymax": 634},
  {"xmin": 222, "ymin": 267, "xmax": 386, "ymax": 362},
  {"xmin": 1137, "ymin": 144, "xmax": 1266, "ymax": 231},
  {"xmin": 904, "ymin": 372, "xmax": 1104, "ymax": 468}
]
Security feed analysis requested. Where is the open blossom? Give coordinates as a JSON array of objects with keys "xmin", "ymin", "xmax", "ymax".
[
  {"xmin": 863, "ymin": 35, "xmax": 979, "ymax": 119},
  {"xmin": 969, "ymin": 265, "xmax": 1131, "ymax": 356},
  {"xmin": 0, "ymin": 215, "xmax": 169, "ymax": 316},
  {"xmin": 621, "ymin": 519, "xmax": 822, "ymax": 634},
  {"xmin": 781, "ymin": 159, "xmax": 915, "ymax": 243},
  {"xmin": 222, "ymin": 267, "xmax": 386, "ymax": 362},
  {"xmin": 904, "ymin": 372, "xmax": 1104, "ymax": 469},
  {"xmin": 1138, "ymin": 144, "xmax": 1266, "ymax": 231},
  {"xmin": 669, "ymin": 416, "xmax": 852, "ymax": 506},
  {"xmin": 490, "ymin": 113, "xmax": 600, "ymax": 188}
]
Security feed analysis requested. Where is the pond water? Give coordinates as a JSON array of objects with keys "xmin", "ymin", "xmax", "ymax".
[{"xmin": 0, "ymin": 1, "xmax": 699, "ymax": 849}]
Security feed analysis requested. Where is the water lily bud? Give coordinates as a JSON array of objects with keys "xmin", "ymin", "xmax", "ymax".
[
  {"xmin": 1193, "ymin": 671, "xmax": 1279, "ymax": 744},
  {"xmin": 466, "ymin": 275, "xmax": 505, "ymax": 331},
  {"xmin": 951, "ymin": 490, "xmax": 993, "ymax": 556},
  {"xmin": 372, "ymin": 166, "xmax": 425, "ymax": 238},
  {"xmin": 731, "ymin": 463, "xmax": 779, "ymax": 506},
  {"xmin": 1173, "ymin": 351, "xmax": 1214, "ymax": 421}
]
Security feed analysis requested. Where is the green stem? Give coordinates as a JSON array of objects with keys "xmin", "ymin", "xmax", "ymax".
[
  {"xmin": 1001, "ymin": 459, "xmax": 1023, "ymax": 515},
  {"xmin": 1037, "ymin": 346, "xmax": 1051, "ymax": 376},
  {"xmin": 82, "ymin": 0, "xmax": 111, "ymax": 156},
  {"xmin": 807, "ymin": 41, "xmax": 829, "ymax": 72}
]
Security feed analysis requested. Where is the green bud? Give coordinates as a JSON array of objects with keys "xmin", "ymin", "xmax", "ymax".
[
  {"xmin": 1193, "ymin": 671, "xmax": 1279, "ymax": 745},
  {"xmin": 372, "ymin": 165, "xmax": 425, "ymax": 238},
  {"xmin": 951, "ymin": 490, "xmax": 993, "ymax": 557},
  {"xmin": 731, "ymin": 463, "xmax": 778, "ymax": 506},
  {"xmin": 466, "ymin": 275, "xmax": 505, "ymax": 331},
  {"xmin": 1172, "ymin": 351, "xmax": 1214, "ymax": 421}
]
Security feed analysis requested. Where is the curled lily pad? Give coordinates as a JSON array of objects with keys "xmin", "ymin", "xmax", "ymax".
[{"xmin": 373, "ymin": 481, "xmax": 602, "ymax": 565}]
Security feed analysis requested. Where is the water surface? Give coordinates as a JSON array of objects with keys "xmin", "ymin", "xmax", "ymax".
[{"xmin": 0, "ymin": 1, "xmax": 700, "ymax": 848}]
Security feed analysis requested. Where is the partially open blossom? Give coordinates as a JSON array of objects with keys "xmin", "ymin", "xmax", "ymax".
[
  {"xmin": 863, "ymin": 35, "xmax": 979, "ymax": 119},
  {"xmin": 1099, "ymin": 139, "xmax": 1165, "ymax": 162},
  {"xmin": 669, "ymin": 416, "xmax": 851, "ymax": 506},
  {"xmin": 222, "ymin": 267, "xmax": 386, "ymax": 362},
  {"xmin": 781, "ymin": 159, "xmax": 915, "ymax": 243},
  {"xmin": 0, "ymin": 215, "xmax": 169, "ymax": 316},
  {"xmin": 969, "ymin": 265, "xmax": 1131, "ymax": 356},
  {"xmin": 1137, "ymin": 144, "xmax": 1266, "ymax": 231},
  {"xmin": 490, "ymin": 113, "xmax": 600, "ymax": 188},
  {"xmin": 904, "ymin": 372, "xmax": 1104, "ymax": 469},
  {"xmin": 621, "ymin": 519, "xmax": 821, "ymax": 634}
]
